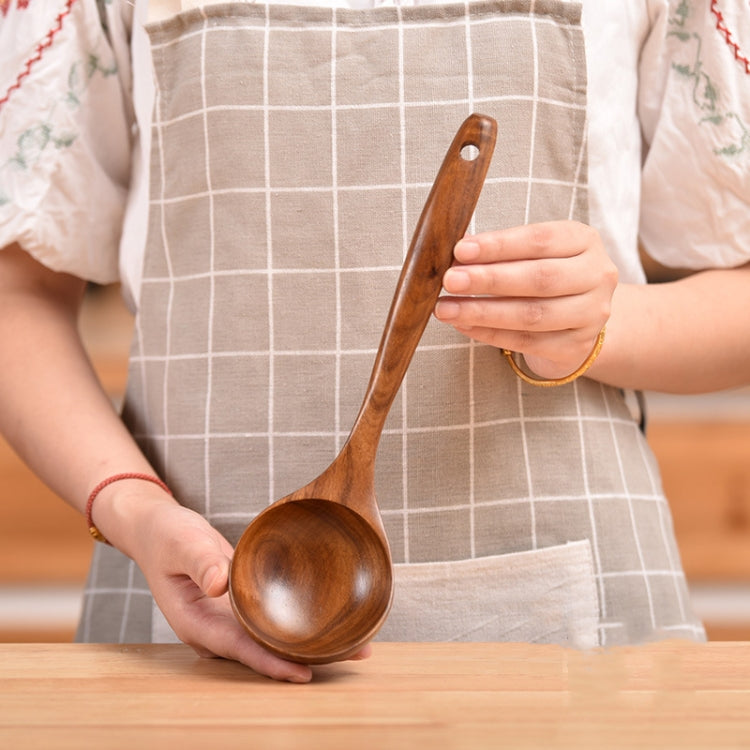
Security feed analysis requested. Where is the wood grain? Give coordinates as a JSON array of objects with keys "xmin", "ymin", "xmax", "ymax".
[
  {"xmin": 0, "ymin": 642, "xmax": 748, "ymax": 749},
  {"xmin": 1, "ymin": 217, "xmax": 749, "ymax": 646},
  {"xmin": 229, "ymin": 115, "xmax": 497, "ymax": 663}
]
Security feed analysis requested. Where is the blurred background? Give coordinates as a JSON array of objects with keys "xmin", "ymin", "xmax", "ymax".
[{"xmin": 1, "ymin": 280, "xmax": 749, "ymax": 643}]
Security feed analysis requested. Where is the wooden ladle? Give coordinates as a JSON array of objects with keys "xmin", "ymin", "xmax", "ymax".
[{"xmin": 229, "ymin": 113, "xmax": 497, "ymax": 664}]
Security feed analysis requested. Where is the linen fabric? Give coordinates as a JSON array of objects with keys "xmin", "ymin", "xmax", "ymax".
[
  {"xmin": 381, "ymin": 541, "xmax": 600, "ymax": 647},
  {"xmin": 1, "ymin": 1, "xmax": 749, "ymax": 301},
  {"xmin": 71, "ymin": 0, "xmax": 705, "ymax": 648}
]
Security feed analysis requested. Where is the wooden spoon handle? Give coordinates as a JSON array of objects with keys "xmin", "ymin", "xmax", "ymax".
[{"xmin": 348, "ymin": 113, "xmax": 497, "ymax": 452}]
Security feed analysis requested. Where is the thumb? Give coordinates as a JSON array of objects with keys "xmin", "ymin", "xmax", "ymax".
[
  {"xmin": 156, "ymin": 506, "xmax": 234, "ymax": 598},
  {"xmin": 199, "ymin": 559, "xmax": 230, "ymax": 598},
  {"xmin": 185, "ymin": 534, "xmax": 232, "ymax": 598}
]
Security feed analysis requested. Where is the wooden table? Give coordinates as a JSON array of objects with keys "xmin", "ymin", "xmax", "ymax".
[{"xmin": 1, "ymin": 642, "xmax": 749, "ymax": 749}]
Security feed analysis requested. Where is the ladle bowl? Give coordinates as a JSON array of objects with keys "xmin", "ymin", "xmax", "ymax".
[
  {"xmin": 230, "ymin": 499, "xmax": 392, "ymax": 663},
  {"xmin": 229, "ymin": 114, "xmax": 497, "ymax": 664}
]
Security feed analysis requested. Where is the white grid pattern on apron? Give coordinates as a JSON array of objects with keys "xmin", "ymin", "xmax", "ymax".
[{"xmin": 76, "ymin": 0, "xmax": 705, "ymax": 647}]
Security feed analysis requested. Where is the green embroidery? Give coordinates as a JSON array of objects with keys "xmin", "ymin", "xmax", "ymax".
[
  {"xmin": 670, "ymin": 0, "xmax": 690, "ymax": 36},
  {"xmin": 714, "ymin": 112, "xmax": 749, "ymax": 158},
  {"xmin": 8, "ymin": 124, "xmax": 75, "ymax": 170},
  {"xmin": 0, "ymin": 50, "xmax": 118, "ymax": 207},
  {"xmin": 668, "ymin": 0, "xmax": 748, "ymax": 160},
  {"xmin": 66, "ymin": 53, "xmax": 118, "ymax": 107}
]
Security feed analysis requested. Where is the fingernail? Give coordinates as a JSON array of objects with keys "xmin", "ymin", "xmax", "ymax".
[
  {"xmin": 288, "ymin": 669, "xmax": 313, "ymax": 684},
  {"xmin": 203, "ymin": 565, "xmax": 225, "ymax": 595},
  {"xmin": 455, "ymin": 239, "xmax": 480, "ymax": 261},
  {"xmin": 434, "ymin": 299, "xmax": 460, "ymax": 320},
  {"xmin": 443, "ymin": 267, "xmax": 470, "ymax": 292}
]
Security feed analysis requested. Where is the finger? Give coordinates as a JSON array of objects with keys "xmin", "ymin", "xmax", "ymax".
[
  {"xmin": 443, "ymin": 255, "xmax": 598, "ymax": 299},
  {"xmin": 435, "ymin": 292, "xmax": 601, "ymax": 334},
  {"xmin": 200, "ymin": 563, "xmax": 229, "ymax": 598},
  {"xmin": 348, "ymin": 643, "xmax": 373, "ymax": 661},
  {"xmin": 454, "ymin": 221, "xmax": 599, "ymax": 264},
  {"xmin": 157, "ymin": 583, "xmax": 314, "ymax": 682},
  {"xmin": 450, "ymin": 325, "xmax": 595, "ymax": 361},
  {"xmin": 167, "ymin": 526, "xmax": 232, "ymax": 598},
  {"xmin": 184, "ymin": 598, "xmax": 314, "ymax": 683},
  {"xmin": 190, "ymin": 545, "xmax": 232, "ymax": 598},
  {"xmin": 447, "ymin": 324, "xmax": 538, "ymax": 352},
  {"xmin": 223, "ymin": 627, "xmax": 314, "ymax": 684}
]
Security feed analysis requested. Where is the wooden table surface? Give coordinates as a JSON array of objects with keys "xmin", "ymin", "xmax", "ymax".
[{"xmin": 1, "ymin": 641, "xmax": 749, "ymax": 749}]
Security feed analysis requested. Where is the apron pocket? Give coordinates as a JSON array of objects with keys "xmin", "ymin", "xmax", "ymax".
[
  {"xmin": 151, "ymin": 540, "xmax": 599, "ymax": 648},
  {"xmin": 376, "ymin": 540, "xmax": 600, "ymax": 649}
]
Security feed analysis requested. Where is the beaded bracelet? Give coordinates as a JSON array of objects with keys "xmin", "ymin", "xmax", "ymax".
[
  {"xmin": 86, "ymin": 472, "xmax": 172, "ymax": 545},
  {"xmin": 502, "ymin": 327, "xmax": 606, "ymax": 388}
]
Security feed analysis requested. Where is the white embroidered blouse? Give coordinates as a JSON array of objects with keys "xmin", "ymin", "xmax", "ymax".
[{"xmin": 1, "ymin": 0, "xmax": 748, "ymax": 309}]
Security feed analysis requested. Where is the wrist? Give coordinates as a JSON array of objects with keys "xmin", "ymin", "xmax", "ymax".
[
  {"xmin": 87, "ymin": 473, "xmax": 176, "ymax": 556},
  {"xmin": 505, "ymin": 327, "xmax": 606, "ymax": 387},
  {"xmin": 583, "ymin": 283, "xmax": 635, "ymax": 388}
]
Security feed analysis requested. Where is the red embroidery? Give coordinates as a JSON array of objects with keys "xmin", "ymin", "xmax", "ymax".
[
  {"xmin": 0, "ymin": 0, "xmax": 78, "ymax": 110},
  {"xmin": 1, "ymin": 0, "xmax": 32, "ymax": 18},
  {"xmin": 711, "ymin": 0, "xmax": 750, "ymax": 75}
]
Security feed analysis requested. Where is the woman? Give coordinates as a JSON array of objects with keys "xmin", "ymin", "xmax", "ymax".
[{"xmin": 1, "ymin": 0, "xmax": 748, "ymax": 682}]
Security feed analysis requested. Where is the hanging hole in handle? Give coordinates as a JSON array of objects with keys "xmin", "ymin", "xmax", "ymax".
[{"xmin": 460, "ymin": 142, "xmax": 480, "ymax": 161}]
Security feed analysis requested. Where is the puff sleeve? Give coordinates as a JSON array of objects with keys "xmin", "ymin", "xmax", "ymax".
[
  {"xmin": 0, "ymin": 0, "xmax": 134, "ymax": 282},
  {"xmin": 638, "ymin": 0, "xmax": 750, "ymax": 270}
]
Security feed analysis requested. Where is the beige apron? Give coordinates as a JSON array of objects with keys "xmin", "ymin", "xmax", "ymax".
[{"xmin": 77, "ymin": 0, "xmax": 705, "ymax": 649}]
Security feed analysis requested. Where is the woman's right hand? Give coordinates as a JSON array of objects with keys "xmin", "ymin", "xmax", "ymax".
[
  {"xmin": 0, "ymin": 246, "xmax": 363, "ymax": 681},
  {"xmin": 91, "ymin": 479, "xmax": 321, "ymax": 682}
]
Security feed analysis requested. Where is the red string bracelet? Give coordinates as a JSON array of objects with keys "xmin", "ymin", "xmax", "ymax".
[{"xmin": 86, "ymin": 472, "xmax": 172, "ymax": 545}]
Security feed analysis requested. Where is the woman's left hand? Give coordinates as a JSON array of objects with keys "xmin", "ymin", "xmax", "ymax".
[{"xmin": 434, "ymin": 220, "xmax": 618, "ymax": 380}]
